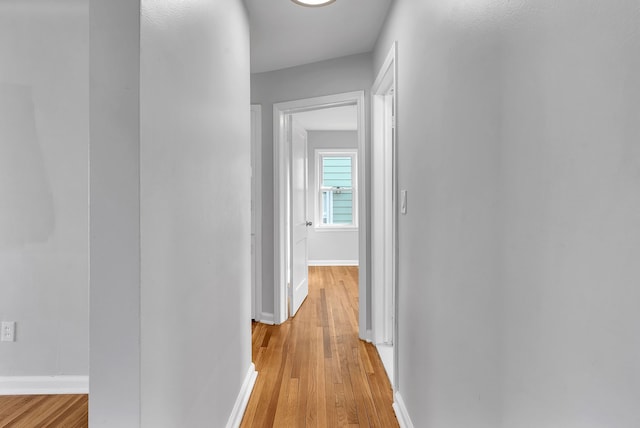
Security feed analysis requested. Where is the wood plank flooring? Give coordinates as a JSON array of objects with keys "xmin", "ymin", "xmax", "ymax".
[
  {"xmin": 241, "ymin": 266, "xmax": 399, "ymax": 428},
  {"xmin": 0, "ymin": 267, "xmax": 396, "ymax": 428},
  {"xmin": 0, "ymin": 394, "xmax": 87, "ymax": 427}
]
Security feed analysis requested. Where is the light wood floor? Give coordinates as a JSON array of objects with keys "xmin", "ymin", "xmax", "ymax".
[
  {"xmin": 0, "ymin": 394, "xmax": 87, "ymax": 427},
  {"xmin": 241, "ymin": 266, "xmax": 399, "ymax": 428},
  {"xmin": 0, "ymin": 267, "xmax": 396, "ymax": 428}
]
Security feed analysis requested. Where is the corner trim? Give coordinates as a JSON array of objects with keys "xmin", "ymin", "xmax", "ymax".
[
  {"xmin": 225, "ymin": 363, "xmax": 258, "ymax": 428},
  {"xmin": 308, "ymin": 260, "xmax": 359, "ymax": 267},
  {"xmin": 0, "ymin": 376, "xmax": 89, "ymax": 395},
  {"xmin": 393, "ymin": 391, "xmax": 415, "ymax": 428},
  {"xmin": 250, "ymin": 104, "xmax": 264, "ymax": 324}
]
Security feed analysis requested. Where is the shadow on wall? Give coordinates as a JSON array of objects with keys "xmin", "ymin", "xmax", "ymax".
[{"xmin": 0, "ymin": 84, "xmax": 54, "ymax": 249}]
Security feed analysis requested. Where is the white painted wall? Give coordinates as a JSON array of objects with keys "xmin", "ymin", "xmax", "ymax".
[
  {"xmin": 90, "ymin": 0, "xmax": 141, "ymax": 424},
  {"xmin": 251, "ymin": 53, "xmax": 373, "ymax": 321},
  {"xmin": 499, "ymin": 3, "xmax": 640, "ymax": 426},
  {"xmin": 306, "ymin": 131, "xmax": 359, "ymax": 265},
  {"xmin": 375, "ymin": 0, "xmax": 640, "ymax": 427},
  {"xmin": 90, "ymin": 1, "xmax": 252, "ymax": 426},
  {"xmin": 376, "ymin": 4, "xmax": 502, "ymax": 425},
  {"xmin": 140, "ymin": 1, "xmax": 252, "ymax": 426},
  {"xmin": 0, "ymin": 1, "xmax": 88, "ymax": 377}
]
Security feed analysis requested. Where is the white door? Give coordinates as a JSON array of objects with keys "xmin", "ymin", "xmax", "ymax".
[{"xmin": 290, "ymin": 118, "xmax": 309, "ymax": 317}]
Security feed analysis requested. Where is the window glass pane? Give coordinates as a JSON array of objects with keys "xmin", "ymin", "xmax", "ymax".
[
  {"xmin": 322, "ymin": 157, "xmax": 352, "ymax": 188},
  {"xmin": 321, "ymin": 189, "xmax": 353, "ymax": 224},
  {"xmin": 330, "ymin": 189, "xmax": 353, "ymax": 224}
]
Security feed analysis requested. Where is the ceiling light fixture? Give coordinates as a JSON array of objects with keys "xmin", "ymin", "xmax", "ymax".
[{"xmin": 291, "ymin": 0, "xmax": 336, "ymax": 7}]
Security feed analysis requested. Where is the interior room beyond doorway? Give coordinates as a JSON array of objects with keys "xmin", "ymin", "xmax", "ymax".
[{"xmin": 292, "ymin": 105, "xmax": 360, "ymax": 269}]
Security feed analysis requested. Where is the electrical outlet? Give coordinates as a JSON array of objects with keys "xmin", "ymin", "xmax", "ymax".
[{"xmin": 1, "ymin": 321, "xmax": 16, "ymax": 342}]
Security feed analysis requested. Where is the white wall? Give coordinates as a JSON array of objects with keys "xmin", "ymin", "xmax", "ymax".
[
  {"xmin": 90, "ymin": 0, "xmax": 142, "ymax": 424},
  {"xmin": 90, "ymin": 1, "xmax": 252, "ymax": 426},
  {"xmin": 139, "ymin": 1, "xmax": 252, "ymax": 426},
  {"xmin": 251, "ymin": 53, "xmax": 373, "ymax": 321},
  {"xmin": 306, "ymin": 131, "xmax": 359, "ymax": 265},
  {"xmin": 0, "ymin": 1, "xmax": 88, "ymax": 377},
  {"xmin": 499, "ymin": 3, "xmax": 640, "ymax": 426},
  {"xmin": 375, "ymin": 3, "xmax": 503, "ymax": 426},
  {"xmin": 375, "ymin": 0, "xmax": 640, "ymax": 427}
]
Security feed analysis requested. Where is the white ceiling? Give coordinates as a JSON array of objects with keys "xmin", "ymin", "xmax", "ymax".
[
  {"xmin": 293, "ymin": 105, "xmax": 357, "ymax": 131},
  {"xmin": 244, "ymin": 0, "xmax": 393, "ymax": 73}
]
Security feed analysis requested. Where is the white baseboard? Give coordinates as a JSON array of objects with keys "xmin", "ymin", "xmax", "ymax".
[
  {"xmin": 258, "ymin": 312, "xmax": 275, "ymax": 325},
  {"xmin": 0, "ymin": 376, "xmax": 89, "ymax": 395},
  {"xmin": 225, "ymin": 363, "xmax": 258, "ymax": 428},
  {"xmin": 308, "ymin": 260, "xmax": 359, "ymax": 266},
  {"xmin": 393, "ymin": 391, "xmax": 415, "ymax": 428}
]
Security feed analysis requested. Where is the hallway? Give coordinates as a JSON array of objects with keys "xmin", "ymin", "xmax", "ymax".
[{"xmin": 241, "ymin": 267, "xmax": 398, "ymax": 427}]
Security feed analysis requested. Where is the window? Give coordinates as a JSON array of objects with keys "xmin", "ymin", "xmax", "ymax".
[{"xmin": 315, "ymin": 149, "xmax": 358, "ymax": 228}]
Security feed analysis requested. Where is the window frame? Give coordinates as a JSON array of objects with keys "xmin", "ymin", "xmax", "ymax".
[{"xmin": 314, "ymin": 148, "xmax": 358, "ymax": 230}]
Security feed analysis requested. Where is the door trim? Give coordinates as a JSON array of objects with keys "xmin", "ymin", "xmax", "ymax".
[
  {"xmin": 371, "ymin": 42, "xmax": 399, "ymax": 389},
  {"xmin": 250, "ymin": 104, "xmax": 263, "ymax": 322},
  {"xmin": 273, "ymin": 91, "xmax": 367, "ymax": 340}
]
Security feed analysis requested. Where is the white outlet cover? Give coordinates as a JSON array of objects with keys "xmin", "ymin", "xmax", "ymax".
[{"xmin": 1, "ymin": 321, "xmax": 16, "ymax": 342}]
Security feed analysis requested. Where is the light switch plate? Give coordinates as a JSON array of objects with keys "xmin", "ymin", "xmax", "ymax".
[{"xmin": 401, "ymin": 190, "xmax": 407, "ymax": 215}]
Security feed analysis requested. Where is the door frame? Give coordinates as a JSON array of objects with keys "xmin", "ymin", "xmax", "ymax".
[
  {"xmin": 273, "ymin": 91, "xmax": 367, "ymax": 339},
  {"xmin": 371, "ymin": 42, "xmax": 399, "ymax": 389},
  {"xmin": 250, "ymin": 105, "xmax": 263, "ymax": 322}
]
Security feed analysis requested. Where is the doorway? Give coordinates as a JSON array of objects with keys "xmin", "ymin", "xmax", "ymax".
[{"xmin": 273, "ymin": 91, "xmax": 367, "ymax": 340}]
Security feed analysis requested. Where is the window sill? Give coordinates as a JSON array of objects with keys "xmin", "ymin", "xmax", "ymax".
[{"xmin": 314, "ymin": 226, "xmax": 359, "ymax": 232}]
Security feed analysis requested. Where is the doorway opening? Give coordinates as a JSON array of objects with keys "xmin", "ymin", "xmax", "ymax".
[
  {"xmin": 371, "ymin": 42, "xmax": 398, "ymax": 389},
  {"xmin": 273, "ymin": 91, "xmax": 368, "ymax": 340}
]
